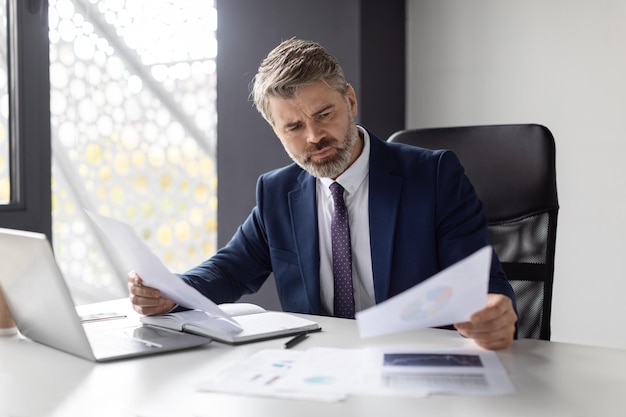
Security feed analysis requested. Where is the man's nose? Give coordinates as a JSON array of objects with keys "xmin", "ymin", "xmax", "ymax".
[{"xmin": 305, "ymin": 123, "xmax": 324, "ymax": 143}]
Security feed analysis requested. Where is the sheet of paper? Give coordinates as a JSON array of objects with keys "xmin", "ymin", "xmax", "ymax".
[
  {"xmin": 355, "ymin": 347, "xmax": 515, "ymax": 397},
  {"xmin": 356, "ymin": 246, "xmax": 491, "ymax": 338},
  {"xmin": 197, "ymin": 346, "xmax": 514, "ymax": 401},
  {"xmin": 85, "ymin": 210, "xmax": 239, "ymax": 328},
  {"xmin": 197, "ymin": 348, "xmax": 360, "ymax": 402}
]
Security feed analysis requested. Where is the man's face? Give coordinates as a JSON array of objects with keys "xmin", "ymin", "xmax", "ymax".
[{"xmin": 268, "ymin": 81, "xmax": 361, "ymax": 179}]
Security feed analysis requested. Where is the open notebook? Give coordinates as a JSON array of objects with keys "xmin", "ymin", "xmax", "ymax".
[
  {"xmin": 141, "ymin": 303, "xmax": 320, "ymax": 345},
  {"xmin": 86, "ymin": 210, "xmax": 321, "ymax": 345}
]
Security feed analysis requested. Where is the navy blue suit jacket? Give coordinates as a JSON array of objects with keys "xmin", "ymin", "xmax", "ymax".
[{"xmin": 182, "ymin": 129, "xmax": 515, "ymax": 315}]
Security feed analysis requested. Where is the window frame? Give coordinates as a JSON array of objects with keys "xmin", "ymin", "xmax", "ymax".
[{"xmin": 0, "ymin": 0, "xmax": 51, "ymax": 240}]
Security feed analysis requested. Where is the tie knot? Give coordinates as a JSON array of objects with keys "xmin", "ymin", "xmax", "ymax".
[{"xmin": 330, "ymin": 182, "xmax": 344, "ymax": 202}]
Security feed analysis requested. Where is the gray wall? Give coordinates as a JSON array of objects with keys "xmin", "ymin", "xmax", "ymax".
[
  {"xmin": 215, "ymin": 0, "xmax": 405, "ymax": 309},
  {"xmin": 407, "ymin": 0, "xmax": 626, "ymax": 349}
]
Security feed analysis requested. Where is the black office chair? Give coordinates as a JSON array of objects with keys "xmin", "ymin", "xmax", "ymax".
[{"xmin": 388, "ymin": 124, "xmax": 558, "ymax": 340}]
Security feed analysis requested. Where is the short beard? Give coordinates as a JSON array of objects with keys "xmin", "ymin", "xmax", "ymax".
[{"xmin": 288, "ymin": 122, "xmax": 359, "ymax": 179}]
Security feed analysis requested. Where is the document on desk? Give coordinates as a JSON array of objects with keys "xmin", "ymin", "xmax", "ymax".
[
  {"xmin": 356, "ymin": 347, "xmax": 515, "ymax": 397},
  {"xmin": 197, "ymin": 348, "xmax": 359, "ymax": 402},
  {"xmin": 197, "ymin": 346, "xmax": 514, "ymax": 401},
  {"xmin": 85, "ymin": 210, "xmax": 237, "ymax": 327},
  {"xmin": 356, "ymin": 246, "xmax": 491, "ymax": 338}
]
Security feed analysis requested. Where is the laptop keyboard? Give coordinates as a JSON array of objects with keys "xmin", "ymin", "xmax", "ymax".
[{"xmin": 84, "ymin": 325, "xmax": 163, "ymax": 358}]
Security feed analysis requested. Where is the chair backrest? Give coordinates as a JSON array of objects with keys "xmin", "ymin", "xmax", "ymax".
[{"xmin": 388, "ymin": 124, "xmax": 558, "ymax": 340}]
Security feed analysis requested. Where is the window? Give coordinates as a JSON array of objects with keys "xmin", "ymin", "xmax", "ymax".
[
  {"xmin": 0, "ymin": 0, "xmax": 51, "ymax": 236},
  {"xmin": 49, "ymin": 0, "xmax": 218, "ymax": 304},
  {"xmin": 0, "ymin": 0, "xmax": 8, "ymax": 205}
]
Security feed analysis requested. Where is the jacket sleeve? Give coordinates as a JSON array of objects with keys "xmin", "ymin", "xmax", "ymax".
[
  {"xmin": 434, "ymin": 150, "xmax": 516, "ymax": 303},
  {"xmin": 179, "ymin": 182, "xmax": 273, "ymax": 304}
]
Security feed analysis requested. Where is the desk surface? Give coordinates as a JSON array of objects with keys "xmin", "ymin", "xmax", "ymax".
[{"xmin": 1, "ymin": 299, "xmax": 625, "ymax": 417}]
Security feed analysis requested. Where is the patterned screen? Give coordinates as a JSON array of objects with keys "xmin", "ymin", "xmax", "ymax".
[{"xmin": 50, "ymin": 0, "xmax": 218, "ymax": 304}]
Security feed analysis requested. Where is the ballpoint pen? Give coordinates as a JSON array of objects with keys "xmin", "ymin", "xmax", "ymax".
[{"xmin": 284, "ymin": 332, "xmax": 309, "ymax": 349}]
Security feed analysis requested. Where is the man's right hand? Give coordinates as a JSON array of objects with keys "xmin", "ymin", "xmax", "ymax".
[{"xmin": 127, "ymin": 270, "xmax": 176, "ymax": 316}]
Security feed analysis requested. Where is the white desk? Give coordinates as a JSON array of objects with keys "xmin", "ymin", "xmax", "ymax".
[{"xmin": 1, "ymin": 300, "xmax": 625, "ymax": 417}]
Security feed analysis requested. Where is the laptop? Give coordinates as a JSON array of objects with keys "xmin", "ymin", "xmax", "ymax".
[{"xmin": 0, "ymin": 227, "xmax": 211, "ymax": 362}]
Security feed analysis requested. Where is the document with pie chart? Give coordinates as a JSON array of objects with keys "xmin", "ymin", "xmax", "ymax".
[{"xmin": 356, "ymin": 246, "xmax": 491, "ymax": 338}]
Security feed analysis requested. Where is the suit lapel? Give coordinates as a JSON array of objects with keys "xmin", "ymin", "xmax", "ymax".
[
  {"xmin": 368, "ymin": 136, "xmax": 403, "ymax": 303},
  {"xmin": 288, "ymin": 171, "xmax": 321, "ymax": 312}
]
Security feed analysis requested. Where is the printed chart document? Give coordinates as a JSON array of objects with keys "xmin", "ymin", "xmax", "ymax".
[
  {"xmin": 85, "ymin": 210, "xmax": 320, "ymax": 343},
  {"xmin": 356, "ymin": 246, "xmax": 492, "ymax": 338},
  {"xmin": 355, "ymin": 347, "xmax": 515, "ymax": 397},
  {"xmin": 198, "ymin": 348, "xmax": 358, "ymax": 402},
  {"xmin": 197, "ymin": 346, "xmax": 514, "ymax": 401}
]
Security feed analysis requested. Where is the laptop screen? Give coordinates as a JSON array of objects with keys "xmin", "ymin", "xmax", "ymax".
[{"xmin": 0, "ymin": 228, "xmax": 96, "ymax": 359}]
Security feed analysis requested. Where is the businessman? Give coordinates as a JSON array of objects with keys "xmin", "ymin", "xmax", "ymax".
[{"xmin": 129, "ymin": 39, "xmax": 518, "ymax": 350}]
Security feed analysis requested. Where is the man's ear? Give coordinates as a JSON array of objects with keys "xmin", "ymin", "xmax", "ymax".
[{"xmin": 347, "ymin": 84, "xmax": 358, "ymax": 118}]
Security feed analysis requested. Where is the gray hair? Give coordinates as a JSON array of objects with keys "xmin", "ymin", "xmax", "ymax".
[{"xmin": 251, "ymin": 39, "xmax": 350, "ymax": 125}]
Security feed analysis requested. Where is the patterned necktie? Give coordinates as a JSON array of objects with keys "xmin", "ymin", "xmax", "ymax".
[{"xmin": 329, "ymin": 182, "xmax": 355, "ymax": 319}]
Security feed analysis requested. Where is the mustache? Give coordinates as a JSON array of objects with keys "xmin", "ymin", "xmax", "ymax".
[{"xmin": 307, "ymin": 137, "xmax": 339, "ymax": 153}]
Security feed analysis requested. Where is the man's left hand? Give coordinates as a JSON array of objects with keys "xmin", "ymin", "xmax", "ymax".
[{"xmin": 454, "ymin": 293, "xmax": 517, "ymax": 350}]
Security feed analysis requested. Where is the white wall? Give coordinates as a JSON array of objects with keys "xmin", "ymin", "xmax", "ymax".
[{"xmin": 407, "ymin": 0, "xmax": 626, "ymax": 349}]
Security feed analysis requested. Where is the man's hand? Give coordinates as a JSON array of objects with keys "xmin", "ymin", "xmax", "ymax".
[
  {"xmin": 127, "ymin": 271, "xmax": 176, "ymax": 316},
  {"xmin": 454, "ymin": 293, "xmax": 517, "ymax": 350}
]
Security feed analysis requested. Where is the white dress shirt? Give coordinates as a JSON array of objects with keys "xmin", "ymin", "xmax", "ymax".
[{"xmin": 317, "ymin": 126, "xmax": 375, "ymax": 316}]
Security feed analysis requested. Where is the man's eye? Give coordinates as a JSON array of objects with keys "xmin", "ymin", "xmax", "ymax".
[{"xmin": 318, "ymin": 112, "xmax": 330, "ymax": 120}]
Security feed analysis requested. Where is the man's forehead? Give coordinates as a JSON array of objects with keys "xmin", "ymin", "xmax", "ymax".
[{"xmin": 269, "ymin": 85, "xmax": 343, "ymax": 123}]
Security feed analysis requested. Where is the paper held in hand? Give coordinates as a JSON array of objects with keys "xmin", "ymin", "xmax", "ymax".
[
  {"xmin": 85, "ymin": 210, "xmax": 241, "ymax": 331},
  {"xmin": 85, "ymin": 210, "xmax": 320, "ymax": 343},
  {"xmin": 356, "ymin": 246, "xmax": 492, "ymax": 338}
]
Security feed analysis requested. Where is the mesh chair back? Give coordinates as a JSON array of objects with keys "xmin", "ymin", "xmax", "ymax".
[{"xmin": 388, "ymin": 124, "xmax": 558, "ymax": 340}]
